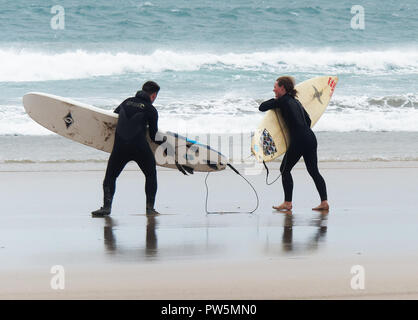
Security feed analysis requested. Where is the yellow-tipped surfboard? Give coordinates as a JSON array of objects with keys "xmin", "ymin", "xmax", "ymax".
[{"xmin": 251, "ymin": 75, "xmax": 338, "ymax": 162}]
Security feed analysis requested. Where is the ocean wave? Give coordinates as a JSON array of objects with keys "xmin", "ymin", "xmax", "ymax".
[
  {"xmin": 0, "ymin": 104, "xmax": 52, "ymax": 135},
  {"xmin": 1, "ymin": 93, "xmax": 417, "ymax": 135},
  {"xmin": 317, "ymin": 94, "xmax": 418, "ymax": 132},
  {"xmin": 156, "ymin": 93, "xmax": 418, "ymax": 132},
  {"xmin": 1, "ymin": 48, "xmax": 417, "ymax": 82}
]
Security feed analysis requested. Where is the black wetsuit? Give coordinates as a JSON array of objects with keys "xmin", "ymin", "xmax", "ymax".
[
  {"xmin": 103, "ymin": 91, "xmax": 159, "ymax": 208},
  {"xmin": 259, "ymin": 94, "xmax": 327, "ymax": 202}
]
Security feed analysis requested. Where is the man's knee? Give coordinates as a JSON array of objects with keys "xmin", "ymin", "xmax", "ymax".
[
  {"xmin": 280, "ymin": 162, "xmax": 287, "ymax": 173},
  {"xmin": 306, "ymin": 165, "xmax": 320, "ymax": 178},
  {"xmin": 280, "ymin": 164, "xmax": 291, "ymax": 175},
  {"xmin": 103, "ymin": 177, "xmax": 115, "ymax": 189},
  {"xmin": 142, "ymin": 163, "xmax": 156, "ymax": 179}
]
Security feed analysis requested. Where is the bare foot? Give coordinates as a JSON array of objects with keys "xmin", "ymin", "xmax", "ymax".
[
  {"xmin": 273, "ymin": 202, "xmax": 292, "ymax": 211},
  {"xmin": 312, "ymin": 201, "xmax": 329, "ymax": 211}
]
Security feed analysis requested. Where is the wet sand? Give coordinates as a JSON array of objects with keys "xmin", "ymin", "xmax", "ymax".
[{"xmin": 0, "ymin": 161, "xmax": 418, "ymax": 299}]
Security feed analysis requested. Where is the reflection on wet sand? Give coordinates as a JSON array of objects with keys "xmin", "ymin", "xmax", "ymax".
[
  {"xmin": 104, "ymin": 217, "xmax": 116, "ymax": 253},
  {"xmin": 98, "ymin": 211, "xmax": 329, "ymax": 261},
  {"xmin": 145, "ymin": 216, "xmax": 157, "ymax": 257},
  {"xmin": 307, "ymin": 210, "xmax": 328, "ymax": 251},
  {"xmin": 282, "ymin": 213, "xmax": 293, "ymax": 252},
  {"xmin": 280, "ymin": 211, "xmax": 328, "ymax": 253},
  {"xmin": 102, "ymin": 216, "xmax": 158, "ymax": 257}
]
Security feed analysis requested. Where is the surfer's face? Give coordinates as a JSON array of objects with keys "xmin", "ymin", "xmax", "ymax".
[
  {"xmin": 150, "ymin": 92, "xmax": 158, "ymax": 103},
  {"xmin": 274, "ymin": 82, "xmax": 286, "ymax": 98}
]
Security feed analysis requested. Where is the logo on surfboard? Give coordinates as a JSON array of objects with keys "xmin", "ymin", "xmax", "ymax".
[
  {"xmin": 312, "ymin": 85, "xmax": 323, "ymax": 104},
  {"xmin": 261, "ymin": 129, "xmax": 277, "ymax": 156},
  {"xmin": 63, "ymin": 112, "xmax": 74, "ymax": 128}
]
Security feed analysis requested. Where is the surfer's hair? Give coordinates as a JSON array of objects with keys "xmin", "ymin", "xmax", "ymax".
[
  {"xmin": 142, "ymin": 81, "xmax": 160, "ymax": 95},
  {"xmin": 277, "ymin": 76, "xmax": 298, "ymax": 98}
]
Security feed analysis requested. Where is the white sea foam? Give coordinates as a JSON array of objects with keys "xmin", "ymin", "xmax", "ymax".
[
  {"xmin": 316, "ymin": 94, "xmax": 418, "ymax": 132},
  {"xmin": 1, "ymin": 93, "xmax": 417, "ymax": 135},
  {"xmin": 1, "ymin": 48, "xmax": 417, "ymax": 82},
  {"xmin": 159, "ymin": 93, "xmax": 418, "ymax": 133},
  {"xmin": 0, "ymin": 105, "xmax": 51, "ymax": 135}
]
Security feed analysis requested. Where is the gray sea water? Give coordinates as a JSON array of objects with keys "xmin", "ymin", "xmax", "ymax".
[{"xmin": 0, "ymin": 0, "xmax": 417, "ymax": 163}]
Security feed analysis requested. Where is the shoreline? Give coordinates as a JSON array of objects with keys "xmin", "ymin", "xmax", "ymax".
[
  {"xmin": 1, "ymin": 160, "xmax": 418, "ymax": 173},
  {"xmin": 1, "ymin": 132, "xmax": 418, "ymax": 166}
]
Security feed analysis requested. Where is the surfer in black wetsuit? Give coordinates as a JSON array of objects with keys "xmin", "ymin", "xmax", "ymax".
[
  {"xmin": 259, "ymin": 76, "xmax": 329, "ymax": 211},
  {"xmin": 92, "ymin": 81, "xmax": 161, "ymax": 216}
]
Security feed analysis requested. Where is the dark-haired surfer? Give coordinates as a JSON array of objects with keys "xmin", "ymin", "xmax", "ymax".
[{"xmin": 92, "ymin": 81, "xmax": 161, "ymax": 216}]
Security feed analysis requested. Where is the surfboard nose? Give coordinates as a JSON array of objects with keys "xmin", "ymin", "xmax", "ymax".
[
  {"xmin": 23, "ymin": 92, "xmax": 44, "ymax": 112},
  {"xmin": 22, "ymin": 93, "xmax": 36, "ymax": 113},
  {"xmin": 22, "ymin": 93, "xmax": 32, "ymax": 110},
  {"xmin": 328, "ymin": 76, "xmax": 338, "ymax": 84},
  {"xmin": 327, "ymin": 76, "xmax": 338, "ymax": 97}
]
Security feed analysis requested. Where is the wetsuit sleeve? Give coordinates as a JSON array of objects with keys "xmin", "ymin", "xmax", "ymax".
[
  {"xmin": 148, "ymin": 107, "xmax": 159, "ymax": 142},
  {"xmin": 259, "ymin": 98, "xmax": 279, "ymax": 112},
  {"xmin": 303, "ymin": 107, "xmax": 312, "ymax": 127},
  {"xmin": 114, "ymin": 99, "xmax": 127, "ymax": 114}
]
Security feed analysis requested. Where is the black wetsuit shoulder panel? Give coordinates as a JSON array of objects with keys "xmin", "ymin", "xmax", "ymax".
[{"xmin": 114, "ymin": 91, "xmax": 159, "ymax": 144}]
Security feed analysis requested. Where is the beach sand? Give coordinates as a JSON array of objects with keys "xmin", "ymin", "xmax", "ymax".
[{"xmin": 0, "ymin": 161, "xmax": 417, "ymax": 299}]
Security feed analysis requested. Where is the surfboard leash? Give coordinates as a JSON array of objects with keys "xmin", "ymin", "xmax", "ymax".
[
  {"xmin": 263, "ymin": 160, "xmax": 284, "ymax": 185},
  {"xmin": 204, "ymin": 163, "xmax": 259, "ymax": 215}
]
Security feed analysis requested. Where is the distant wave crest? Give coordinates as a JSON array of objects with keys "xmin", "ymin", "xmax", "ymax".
[{"xmin": 1, "ymin": 48, "xmax": 417, "ymax": 82}]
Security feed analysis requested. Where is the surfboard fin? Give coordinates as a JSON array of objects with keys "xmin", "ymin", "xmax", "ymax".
[
  {"xmin": 175, "ymin": 161, "xmax": 188, "ymax": 175},
  {"xmin": 206, "ymin": 161, "xmax": 218, "ymax": 171},
  {"xmin": 182, "ymin": 165, "xmax": 194, "ymax": 175}
]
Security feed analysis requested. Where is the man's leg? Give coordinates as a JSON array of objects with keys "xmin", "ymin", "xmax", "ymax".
[
  {"xmin": 92, "ymin": 148, "xmax": 129, "ymax": 216},
  {"xmin": 134, "ymin": 144, "xmax": 158, "ymax": 214},
  {"xmin": 303, "ymin": 143, "xmax": 329, "ymax": 210},
  {"xmin": 280, "ymin": 145, "xmax": 302, "ymax": 202},
  {"xmin": 273, "ymin": 145, "xmax": 302, "ymax": 211}
]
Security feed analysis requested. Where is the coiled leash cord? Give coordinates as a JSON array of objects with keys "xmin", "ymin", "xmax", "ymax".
[
  {"xmin": 263, "ymin": 158, "xmax": 285, "ymax": 185},
  {"xmin": 204, "ymin": 163, "xmax": 259, "ymax": 214}
]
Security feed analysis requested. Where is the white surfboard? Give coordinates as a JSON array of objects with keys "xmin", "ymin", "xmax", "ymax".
[
  {"xmin": 23, "ymin": 92, "xmax": 227, "ymax": 173},
  {"xmin": 251, "ymin": 76, "xmax": 338, "ymax": 162}
]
